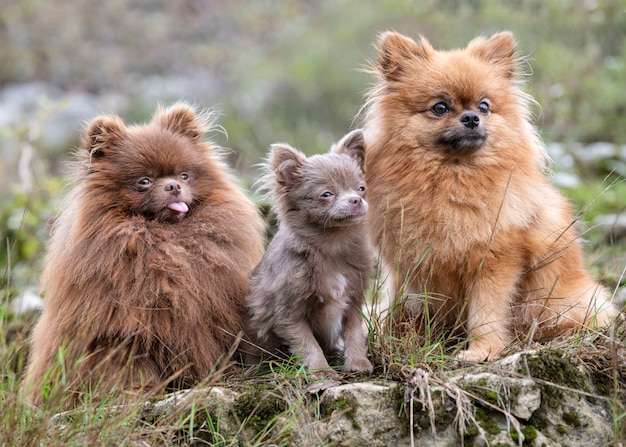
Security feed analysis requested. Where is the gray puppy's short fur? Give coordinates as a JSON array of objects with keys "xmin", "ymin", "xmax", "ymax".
[{"xmin": 243, "ymin": 129, "xmax": 373, "ymax": 374}]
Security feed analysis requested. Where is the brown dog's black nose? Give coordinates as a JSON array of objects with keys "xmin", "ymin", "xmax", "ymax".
[
  {"xmin": 165, "ymin": 181, "xmax": 181, "ymax": 195},
  {"xmin": 461, "ymin": 112, "xmax": 480, "ymax": 129}
]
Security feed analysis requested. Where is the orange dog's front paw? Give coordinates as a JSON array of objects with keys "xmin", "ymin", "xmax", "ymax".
[{"xmin": 457, "ymin": 344, "xmax": 500, "ymax": 363}]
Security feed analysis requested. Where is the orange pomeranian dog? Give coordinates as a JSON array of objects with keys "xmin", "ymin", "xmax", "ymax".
[
  {"xmin": 22, "ymin": 103, "xmax": 265, "ymax": 407},
  {"xmin": 362, "ymin": 31, "xmax": 618, "ymax": 362}
]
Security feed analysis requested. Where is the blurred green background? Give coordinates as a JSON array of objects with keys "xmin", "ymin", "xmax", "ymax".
[{"xmin": 1, "ymin": 0, "xmax": 625, "ymax": 291}]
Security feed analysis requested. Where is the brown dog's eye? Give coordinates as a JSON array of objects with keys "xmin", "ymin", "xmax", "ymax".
[
  {"xmin": 320, "ymin": 191, "xmax": 333, "ymax": 198},
  {"xmin": 180, "ymin": 172, "xmax": 189, "ymax": 181},
  {"xmin": 478, "ymin": 101, "xmax": 490, "ymax": 114},
  {"xmin": 134, "ymin": 177, "xmax": 153, "ymax": 192},
  {"xmin": 431, "ymin": 102, "xmax": 449, "ymax": 116}
]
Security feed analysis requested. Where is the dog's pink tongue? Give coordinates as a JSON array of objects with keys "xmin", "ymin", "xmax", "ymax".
[{"xmin": 168, "ymin": 202, "xmax": 189, "ymax": 213}]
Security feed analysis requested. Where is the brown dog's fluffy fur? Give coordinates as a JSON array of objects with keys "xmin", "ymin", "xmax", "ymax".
[
  {"xmin": 243, "ymin": 130, "xmax": 373, "ymax": 374},
  {"xmin": 362, "ymin": 31, "xmax": 619, "ymax": 362},
  {"xmin": 22, "ymin": 103, "xmax": 265, "ymax": 407}
]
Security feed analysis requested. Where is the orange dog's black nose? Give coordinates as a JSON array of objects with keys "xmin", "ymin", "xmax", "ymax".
[{"xmin": 461, "ymin": 112, "xmax": 480, "ymax": 129}]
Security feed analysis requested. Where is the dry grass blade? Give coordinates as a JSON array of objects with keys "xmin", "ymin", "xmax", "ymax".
[{"xmin": 403, "ymin": 366, "xmax": 436, "ymax": 442}]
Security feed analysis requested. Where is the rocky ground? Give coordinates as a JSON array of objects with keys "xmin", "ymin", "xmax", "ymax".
[{"xmin": 46, "ymin": 344, "xmax": 623, "ymax": 446}]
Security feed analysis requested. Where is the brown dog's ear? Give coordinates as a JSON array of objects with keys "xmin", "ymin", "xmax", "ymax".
[
  {"xmin": 82, "ymin": 115, "xmax": 126, "ymax": 159},
  {"xmin": 269, "ymin": 143, "xmax": 306, "ymax": 187},
  {"xmin": 331, "ymin": 129, "xmax": 365, "ymax": 170},
  {"xmin": 377, "ymin": 31, "xmax": 433, "ymax": 81},
  {"xmin": 155, "ymin": 102, "xmax": 208, "ymax": 143},
  {"xmin": 467, "ymin": 32, "xmax": 518, "ymax": 79}
]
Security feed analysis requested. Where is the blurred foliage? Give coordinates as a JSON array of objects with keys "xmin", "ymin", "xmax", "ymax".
[
  {"xmin": 0, "ymin": 0, "xmax": 625, "ymax": 288},
  {"xmin": 563, "ymin": 175, "xmax": 626, "ymax": 286},
  {"xmin": 0, "ymin": 178, "xmax": 62, "ymax": 290},
  {"xmin": 0, "ymin": 0, "xmax": 625, "ymax": 156}
]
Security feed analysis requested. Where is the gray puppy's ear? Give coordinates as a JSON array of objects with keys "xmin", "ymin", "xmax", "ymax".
[
  {"xmin": 269, "ymin": 143, "xmax": 307, "ymax": 187},
  {"xmin": 331, "ymin": 129, "xmax": 365, "ymax": 170}
]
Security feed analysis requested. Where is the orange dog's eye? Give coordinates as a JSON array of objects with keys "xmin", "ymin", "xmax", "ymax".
[
  {"xmin": 478, "ymin": 101, "xmax": 490, "ymax": 114},
  {"xmin": 431, "ymin": 102, "xmax": 449, "ymax": 116}
]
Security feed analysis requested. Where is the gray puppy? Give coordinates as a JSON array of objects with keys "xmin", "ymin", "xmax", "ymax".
[{"xmin": 244, "ymin": 129, "xmax": 373, "ymax": 374}]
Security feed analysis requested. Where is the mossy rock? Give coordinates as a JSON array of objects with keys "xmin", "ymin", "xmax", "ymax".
[
  {"xmin": 518, "ymin": 350, "xmax": 589, "ymax": 407},
  {"xmin": 234, "ymin": 385, "xmax": 288, "ymax": 432}
]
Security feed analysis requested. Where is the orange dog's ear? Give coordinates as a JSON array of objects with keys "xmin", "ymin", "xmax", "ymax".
[
  {"xmin": 332, "ymin": 129, "xmax": 365, "ymax": 171},
  {"xmin": 269, "ymin": 143, "xmax": 306, "ymax": 187},
  {"xmin": 376, "ymin": 31, "xmax": 433, "ymax": 81},
  {"xmin": 467, "ymin": 32, "xmax": 519, "ymax": 79},
  {"xmin": 155, "ymin": 102, "xmax": 209, "ymax": 143},
  {"xmin": 82, "ymin": 115, "xmax": 127, "ymax": 159}
]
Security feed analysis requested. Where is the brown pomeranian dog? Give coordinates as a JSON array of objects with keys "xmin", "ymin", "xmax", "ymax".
[
  {"xmin": 22, "ymin": 102, "xmax": 265, "ymax": 407},
  {"xmin": 362, "ymin": 31, "xmax": 618, "ymax": 362},
  {"xmin": 243, "ymin": 129, "xmax": 374, "ymax": 374}
]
